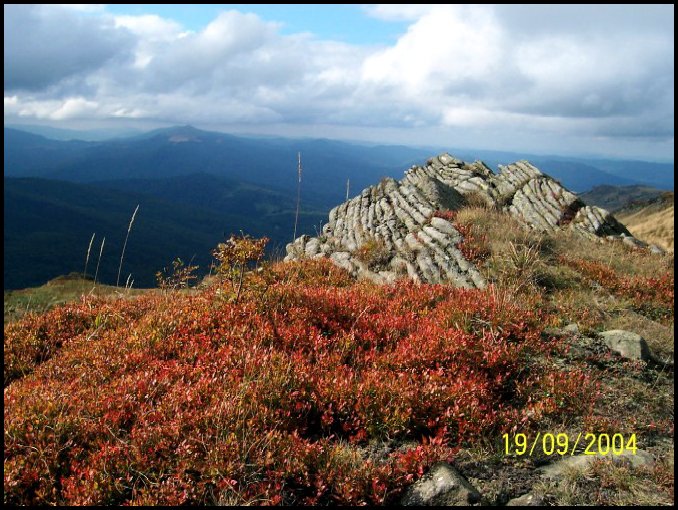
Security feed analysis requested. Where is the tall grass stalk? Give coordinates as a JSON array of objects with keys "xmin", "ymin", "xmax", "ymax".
[
  {"xmin": 346, "ymin": 178, "xmax": 350, "ymax": 201},
  {"xmin": 125, "ymin": 273, "xmax": 133, "ymax": 292},
  {"xmin": 293, "ymin": 152, "xmax": 302, "ymax": 241},
  {"xmin": 94, "ymin": 237, "xmax": 105, "ymax": 286},
  {"xmin": 117, "ymin": 205, "xmax": 139, "ymax": 287},
  {"xmin": 83, "ymin": 233, "xmax": 95, "ymax": 279}
]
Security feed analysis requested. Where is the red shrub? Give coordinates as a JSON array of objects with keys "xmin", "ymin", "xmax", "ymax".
[
  {"xmin": 4, "ymin": 261, "xmax": 595, "ymax": 505},
  {"xmin": 559, "ymin": 256, "xmax": 674, "ymax": 322},
  {"xmin": 453, "ymin": 222, "xmax": 491, "ymax": 264},
  {"xmin": 432, "ymin": 209, "xmax": 457, "ymax": 222}
]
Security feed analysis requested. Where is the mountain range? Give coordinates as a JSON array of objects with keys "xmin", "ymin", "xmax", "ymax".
[{"xmin": 4, "ymin": 125, "xmax": 674, "ymax": 289}]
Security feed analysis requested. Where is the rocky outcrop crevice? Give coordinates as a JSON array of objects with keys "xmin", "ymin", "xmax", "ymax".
[{"xmin": 286, "ymin": 154, "xmax": 643, "ymax": 286}]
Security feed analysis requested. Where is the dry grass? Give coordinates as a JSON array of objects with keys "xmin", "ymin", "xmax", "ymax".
[
  {"xmin": 617, "ymin": 203, "xmax": 674, "ymax": 252},
  {"xmin": 116, "ymin": 204, "xmax": 140, "ymax": 287},
  {"xmin": 454, "ymin": 207, "xmax": 551, "ymax": 294},
  {"xmin": 530, "ymin": 449, "xmax": 674, "ymax": 506},
  {"xmin": 550, "ymin": 229, "xmax": 674, "ymax": 280},
  {"xmin": 463, "ymin": 190, "xmax": 495, "ymax": 209},
  {"xmin": 352, "ymin": 237, "xmax": 391, "ymax": 271},
  {"xmin": 4, "ymin": 274, "xmax": 148, "ymax": 323},
  {"xmin": 454, "ymin": 205, "xmax": 675, "ymax": 339}
]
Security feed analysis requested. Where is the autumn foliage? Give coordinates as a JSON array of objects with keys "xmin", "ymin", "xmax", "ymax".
[
  {"xmin": 5, "ymin": 241, "xmax": 598, "ymax": 505},
  {"xmin": 429, "ymin": 209, "xmax": 492, "ymax": 264},
  {"xmin": 558, "ymin": 255, "xmax": 674, "ymax": 323}
]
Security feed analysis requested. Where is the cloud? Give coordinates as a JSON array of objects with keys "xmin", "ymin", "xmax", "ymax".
[
  {"xmin": 4, "ymin": 4, "xmax": 134, "ymax": 91},
  {"xmin": 3, "ymin": 4, "xmax": 674, "ymax": 159},
  {"xmin": 362, "ymin": 4, "xmax": 436, "ymax": 22},
  {"xmin": 57, "ymin": 4, "xmax": 106, "ymax": 13},
  {"xmin": 360, "ymin": 5, "xmax": 674, "ymax": 135},
  {"xmin": 113, "ymin": 14, "xmax": 186, "ymax": 68}
]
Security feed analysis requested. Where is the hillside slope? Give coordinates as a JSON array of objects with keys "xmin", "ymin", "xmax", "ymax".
[
  {"xmin": 580, "ymin": 184, "xmax": 669, "ymax": 212},
  {"xmin": 4, "ymin": 274, "xmax": 147, "ymax": 322},
  {"xmin": 4, "ymin": 126, "xmax": 434, "ymax": 206},
  {"xmin": 4, "ymin": 177, "xmax": 325, "ymax": 289},
  {"xmin": 4, "ymin": 153, "xmax": 674, "ymax": 506},
  {"xmin": 616, "ymin": 193, "xmax": 674, "ymax": 252}
]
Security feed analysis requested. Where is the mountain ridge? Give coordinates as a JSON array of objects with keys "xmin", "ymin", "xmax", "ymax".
[{"xmin": 5, "ymin": 126, "xmax": 674, "ymax": 197}]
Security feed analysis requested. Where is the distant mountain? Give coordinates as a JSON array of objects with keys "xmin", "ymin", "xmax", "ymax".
[
  {"xmin": 584, "ymin": 159, "xmax": 674, "ymax": 191},
  {"xmin": 92, "ymin": 172, "xmax": 326, "ymax": 221},
  {"xmin": 4, "ymin": 177, "xmax": 325, "ymax": 289},
  {"xmin": 4, "ymin": 126, "xmax": 433, "ymax": 206},
  {"xmin": 4, "ymin": 128, "xmax": 91, "ymax": 177},
  {"xmin": 580, "ymin": 184, "xmax": 670, "ymax": 212},
  {"xmin": 6, "ymin": 126, "xmax": 673, "ymax": 203},
  {"xmin": 525, "ymin": 159, "xmax": 636, "ymax": 192},
  {"xmin": 4, "ymin": 123, "xmax": 142, "ymax": 141},
  {"xmin": 5, "ymin": 125, "xmax": 674, "ymax": 289}
]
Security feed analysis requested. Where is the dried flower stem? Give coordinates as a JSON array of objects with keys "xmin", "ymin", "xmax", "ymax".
[
  {"xmin": 94, "ymin": 237, "xmax": 105, "ymax": 286},
  {"xmin": 84, "ymin": 233, "xmax": 95, "ymax": 279},
  {"xmin": 293, "ymin": 152, "xmax": 302, "ymax": 241},
  {"xmin": 117, "ymin": 205, "xmax": 139, "ymax": 287}
]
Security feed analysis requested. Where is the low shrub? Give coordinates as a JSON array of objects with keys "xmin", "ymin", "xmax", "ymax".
[{"xmin": 4, "ymin": 255, "xmax": 596, "ymax": 505}]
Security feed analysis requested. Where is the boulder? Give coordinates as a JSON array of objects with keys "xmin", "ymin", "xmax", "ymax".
[
  {"xmin": 400, "ymin": 462, "xmax": 481, "ymax": 506},
  {"xmin": 506, "ymin": 493, "xmax": 544, "ymax": 506},
  {"xmin": 539, "ymin": 448, "xmax": 654, "ymax": 480},
  {"xmin": 599, "ymin": 330, "xmax": 655, "ymax": 362}
]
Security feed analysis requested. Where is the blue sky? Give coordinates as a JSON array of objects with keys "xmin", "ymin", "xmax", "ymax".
[
  {"xmin": 4, "ymin": 4, "xmax": 674, "ymax": 161},
  {"xmin": 103, "ymin": 4, "xmax": 409, "ymax": 44}
]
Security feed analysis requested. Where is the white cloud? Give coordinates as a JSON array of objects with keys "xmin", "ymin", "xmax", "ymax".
[
  {"xmin": 4, "ymin": 4, "xmax": 134, "ymax": 90},
  {"xmin": 113, "ymin": 14, "xmax": 185, "ymax": 68},
  {"xmin": 3, "ymin": 4, "xmax": 674, "ymax": 159},
  {"xmin": 57, "ymin": 4, "xmax": 106, "ymax": 13},
  {"xmin": 50, "ymin": 97, "xmax": 100, "ymax": 119},
  {"xmin": 363, "ymin": 4, "xmax": 436, "ymax": 22},
  {"xmin": 355, "ymin": 7, "xmax": 515, "ymax": 130}
]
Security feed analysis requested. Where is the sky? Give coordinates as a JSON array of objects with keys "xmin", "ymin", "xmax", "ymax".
[{"xmin": 4, "ymin": 4, "xmax": 675, "ymax": 161}]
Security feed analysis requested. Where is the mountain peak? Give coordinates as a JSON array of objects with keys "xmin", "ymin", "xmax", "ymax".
[{"xmin": 134, "ymin": 124, "xmax": 209, "ymax": 143}]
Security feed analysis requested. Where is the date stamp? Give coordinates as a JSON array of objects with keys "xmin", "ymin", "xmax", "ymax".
[{"xmin": 502, "ymin": 432, "xmax": 638, "ymax": 457}]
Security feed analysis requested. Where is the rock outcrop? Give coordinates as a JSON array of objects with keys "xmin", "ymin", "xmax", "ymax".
[{"xmin": 285, "ymin": 154, "xmax": 643, "ymax": 286}]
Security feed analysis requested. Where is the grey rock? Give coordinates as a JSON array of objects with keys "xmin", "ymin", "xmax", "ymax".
[
  {"xmin": 506, "ymin": 493, "xmax": 544, "ymax": 506},
  {"xmin": 377, "ymin": 270, "xmax": 399, "ymax": 284},
  {"xmin": 439, "ymin": 153, "xmax": 464, "ymax": 166},
  {"xmin": 599, "ymin": 330, "xmax": 655, "ymax": 362},
  {"xmin": 562, "ymin": 323, "xmax": 580, "ymax": 334},
  {"xmin": 400, "ymin": 462, "xmax": 481, "ymax": 506},
  {"xmin": 540, "ymin": 448, "xmax": 654, "ymax": 480},
  {"xmin": 623, "ymin": 236, "xmax": 641, "ymax": 248},
  {"xmin": 304, "ymin": 238, "xmax": 320, "ymax": 257},
  {"xmin": 429, "ymin": 216, "xmax": 456, "ymax": 234},
  {"xmin": 285, "ymin": 153, "xmax": 641, "ymax": 288}
]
